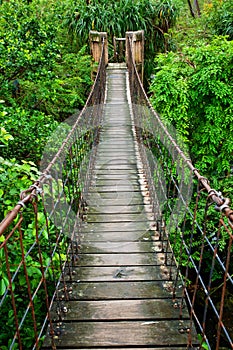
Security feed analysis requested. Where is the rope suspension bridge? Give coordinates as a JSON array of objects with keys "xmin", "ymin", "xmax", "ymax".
[{"xmin": 0, "ymin": 31, "xmax": 233, "ymax": 350}]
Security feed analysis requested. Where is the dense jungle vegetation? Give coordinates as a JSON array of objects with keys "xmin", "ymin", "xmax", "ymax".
[{"xmin": 0, "ymin": 0, "xmax": 232, "ymax": 348}]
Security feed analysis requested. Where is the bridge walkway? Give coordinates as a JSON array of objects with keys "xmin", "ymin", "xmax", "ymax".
[{"xmin": 42, "ymin": 64, "xmax": 196, "ymax": 349}]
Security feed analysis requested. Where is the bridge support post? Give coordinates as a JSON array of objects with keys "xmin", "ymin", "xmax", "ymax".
[
  {"xmin": 126, "ymin": 30, "xmax": 144, "ymax": 84},
  {"xmin": 89, "ymin": 31, "xmax": 108, "ymax": 80},
  {"xmin": 113, "ymin": 37, "xmax": 126, "ymax": 62}
]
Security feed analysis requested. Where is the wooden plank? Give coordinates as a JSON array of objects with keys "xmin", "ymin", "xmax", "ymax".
[
  {"xmin": 97, "ymin": 141, "xmax": 135, "ymax": 147},
  {"xmin": 98, "ymin": 147, "xmax": 136, "ymax": 153},
  {"xmin": 87, "ymin": 204, "xmax": 151, "ymax": 214},
  {"xmin": 57, "ymin": 281, "xmax": 180, "ymax": 300},
  {"xmin": 78, "ymin": 252, "xmax": 157, "ymax": 266},
  {"xmin": 99, "ymin": 137, "xmax": 135, "ymax": 142},
  {"xmin": 82, "ymin": 221, "xmax": 153, "ymax": 232},
  {"xmin": 93, "ymin": 173, "xmax": 139, "ymax": 180},
  {"xmin": 86, "ymin": 184, "xmax": 144, "ymax": 192},
  {"xmin": 79, "ymin": 241, "xmax": 156, "ymax": 253},
  {"xmin": 100, "ymin": 132, "xmax": 133, "ymax": 138},
  {"xmin": 88, "ymin": 185, "xmax": 142, "ymax": 193},
  {"xmin": 85, "ymin": 200, "xmax": 149, "ymax": 210},
  {"xmin": 42, "ymin": 320, "xmax": 195, "ymax": 347},
  {"xmin": 81, "ymin": 229, "xmax": 157, "ymax": 242},
  {"xmin": 93, "ymin": 179, "xmax": 140, "ymax": 186},
  {"xmin": 95, "ymin": 164, "xmax": 138, "ymax": 171},
  {"xmin": 64, "ymin": 265, "xmax": 173, "ymax": 282},
  {"xmin": 86, "ymin": 190, "xmax": 143, "ymax": 199},
  {"xmin": 97, "ymin": 150, "xmax": 136, "ymax": 155},
  {"xmin": 87, "ymin": 213, "xmax": 154, "ymax": 223},
  {"xmin": 51, "ymin": 299, "xmax": 189, "ymax": 321},
  {"xmin": 92, "ymin": 169, "xmax": 141, "ymax": 176},
  {"xmin": 95, "ymin": 156, "xmax": 137, "ymax": 163}
]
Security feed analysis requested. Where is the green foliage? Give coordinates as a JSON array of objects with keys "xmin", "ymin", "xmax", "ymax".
[
  {"xmin": 203, "ymin": 0, "xmax": 233, "ymax": 40},
  {"xmin": 0, "ymin": 157, "xmax": 39, "ymax": 217},
  {"xmin": 150, "ymin": 37, "xmax": 233, "ymax": 190},
  {"xmin": 65, "ymin": 0, "xmax": 182, "ymax": 81},
  {"xmin": 0, "ymin": 102, "xmax": 58, "ymax": 163},
  {"xmin": 0, "ymin": 2, "xmax": 59, "ymax": 82},
  {"xmin": 20, "ymin": 47, "xmax": 92, "ymax": 120},
  {"xmin": 0, "ymin": 126, "xmax": 14, "ymax": 146},
  {"xmin": 0, "ymin": 0, "xmax": 92, "ymax": 122},
  {"xmin": 149, "ymin": 30, "xmax": 233, "ymax": 288}
]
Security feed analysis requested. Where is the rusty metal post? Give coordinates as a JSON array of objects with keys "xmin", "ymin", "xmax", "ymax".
[
  {"xmin": 126, "ymin": 30, "xmax": 144, "ymax": 84},
  {"xmin": 89, "ymin": 31, "xmax": 108, "ymax": 80}
]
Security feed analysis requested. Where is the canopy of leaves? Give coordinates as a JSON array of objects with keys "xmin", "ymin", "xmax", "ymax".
[
  {"xmin": 0, "ymin": 1, "xmax": 92, "ymax": 120},
  {"xmin": 150, "ymin": 36, "xmax": 233, "ymax": 196},
  {"xmin": 0, "ymin": 0, "xmax": 93, "ymax": 162}
]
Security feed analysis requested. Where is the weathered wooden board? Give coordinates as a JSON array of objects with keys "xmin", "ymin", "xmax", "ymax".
[
  {"xmin": 88, "ymin": 185, "xmax": 142, "ymax": 193},
  {"xmin": 57, "ymin": 281, "xmax": 178, "ymax": 300},
  {"xmin": 43, "ymin": 320, "xmax": 194, "ymax": 347},
  {"xmin": 78, "ymin": 252, "xmax": 157, "ymax": 266},
  {"xmin": 87, "ymin": 213, "xmax": 153, "ymax": 223},
  {"xmin": 97, "ymin": 150, "xmax": 136, "ymax": 155},
  {"xmin": 97, "ymin": 141, "xmax": 136, "ymax": 148},
  {"xmin": 51, "ymin": 299, "xmax": 189, "ymax": 321},
  {"xmin": 87, "ymin": 204, "xmax": 151, "ymax": 214},
  {"xmin": 81, "ymin": 229, "xmax": 157, "ymax": 242},
  {"xmin": 82, "ymin": 221, "xmax": 153, "ymax": 232},
  {"xmin": 79, "ymin": 241, "xmax": 157, "ymax": 253},
  {"xmin": 87, "ymin": 195, "xmax": 145, "ymax": 207},
  {"xmin": 91, "ymin": 169, "xmax": 142, "ymax": 177},
  {"xmin": 86, "ymin": 190, "xmax": 143, "ymax": 199},
  {"xmin": 64, "ymin": 265, "xmax": 172, "ymax": 282},
  {"xmin": 95, "ymin": 164, "xmax": 138, "ymax": 171},
  {"xmin": 92, "ymin": 179, "xmax": 140, "ymax": 186},
  {"xmin": 92, "ymin": 173, "xmax": 139, "ymax": 181}
]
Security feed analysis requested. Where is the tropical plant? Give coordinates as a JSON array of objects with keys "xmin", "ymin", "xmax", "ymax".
[
  {"xmin": 65, "ymin": 0, "xmax": 182, "ymax": 82},
  {"xmin": 203, "ymin": 0, "xmax": 233, "ymax": 40},
  {"xmin": 150, "ymin": 36, "xmax": 233, "ymax": 191},
  {"xmin": 0, "ymin": 102, "xmax": 58, "ymax": 163},
  {"xmin": 0, "ymin": 0, "xmax": 93, "ymax": 122}
]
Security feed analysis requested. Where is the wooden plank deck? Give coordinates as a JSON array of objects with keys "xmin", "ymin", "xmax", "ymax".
[{"xmin": 42, "ymin": 64, "xmax": 198, "ymax": 349}]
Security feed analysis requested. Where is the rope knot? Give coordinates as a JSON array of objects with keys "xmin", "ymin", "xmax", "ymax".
[{"xmin": 30, "ymin": 184, "xmax": 43, "ymax": 195}]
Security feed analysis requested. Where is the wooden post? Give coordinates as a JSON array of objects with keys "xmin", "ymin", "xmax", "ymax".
[
  {"xmin": 113, "ymin": 38, "xmax": 126, "ymax": 63},
  {"xmin": 126, "ymin": 30, "xmax": 144, "ymax": 84},
  {"xmin": 89, "ymin": 31, "xmax": 108, "ymax": 80}
]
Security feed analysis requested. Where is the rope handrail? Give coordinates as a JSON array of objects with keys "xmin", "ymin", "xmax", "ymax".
[
  {"xmin": 0, "ymin": 38, "xmax": 107, "ymax": 350},
  {"xmin": 0, "ymin": 39, "xmax": 106, "ymax": 236},
  {"xmin": 126, "ymin": 35, "xmax": 233, "ymax": 350},
  {"xmin": 127, "ymin": 37, "xmax": 233, "ymax": 227}
]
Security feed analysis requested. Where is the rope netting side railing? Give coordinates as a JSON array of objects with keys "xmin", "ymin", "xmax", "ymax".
[
  {"xmin": 0, "ymin": 39, "xmax": 107, "ymax": 350},
  {"xmin": 126, "ymin": 36, "xmax": 233, "ymax": 350}
]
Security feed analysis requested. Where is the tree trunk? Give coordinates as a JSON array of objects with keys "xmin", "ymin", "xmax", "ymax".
[
  {"xmin": 194, "ymin": 0, "xmax": 201, "ymax": 17},
  {"xmin": 187, "ymin": 0, "xmax": 195, "ymax": 18}
]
